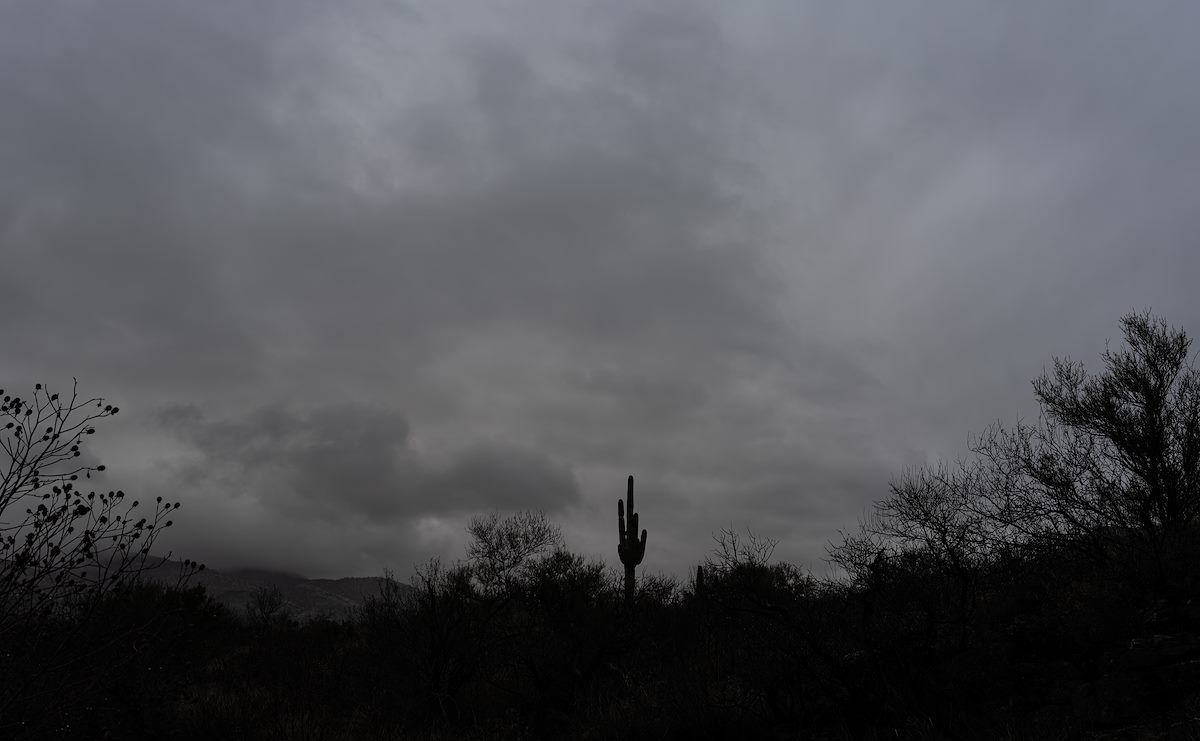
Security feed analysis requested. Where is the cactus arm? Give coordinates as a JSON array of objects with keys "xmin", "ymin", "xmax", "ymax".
[{"xmin": 626, "ymin": 475, "xmax": 634, "ymax": 523}]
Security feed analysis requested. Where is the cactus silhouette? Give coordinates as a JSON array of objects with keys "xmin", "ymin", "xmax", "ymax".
[
  {"xmin": 695, "ymin": 564, "xmax": 705, "ymax": 597},
  {"xmin": 617, "ymin": 475, "xmax": 647, "ymax": 604}
]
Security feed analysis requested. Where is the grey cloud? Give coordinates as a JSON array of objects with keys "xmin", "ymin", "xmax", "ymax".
[
  {"xmin": 157, "ymin": 402, "xmax": 579, "ymax": 520},
  {"xmin": 0, "ymin": 1, "xmax": 297, "ymax": 393},
  {"xmin": 431, "ymin": 444, "xmax": 580, "ymax": 512}
]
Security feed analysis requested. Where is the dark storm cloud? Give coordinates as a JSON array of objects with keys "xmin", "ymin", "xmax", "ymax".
[
  {"xmin": 3, "ymin": 0, "xmax": 1199, "ymax": 577},
  {"xmin": 431, "ymin": 444, "xmax": 580, "ymax": 513},
  {"xmin": 142, "ymin": 401, "xmax": 580, "ymax": 576},
  {"xmin": 157, "ymin": 402, "xmax": 580, "ymax": 519}
]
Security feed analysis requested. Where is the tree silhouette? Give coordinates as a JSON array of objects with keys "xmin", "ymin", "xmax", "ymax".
[
  {"xmin": 0, "ymin": 380, "xmax": 200, "ymax": 728},
  {"xmin": 466, "ymin": 509, "xmax": 562, "ymax": 599},
  {"xmin": 0, "ymin": 381, "xmax": 186, "ymax": 622},
  {"xmin": 246, "ymin": 584, "xmax": 288, "ymax": 632},
  {"xmin": 987, "ymin": 311, "xmax": 1200, "ymax": 571},
  {"xmin": 833, "ymin": 310, "xmax": 1200, "ymax": 594}
]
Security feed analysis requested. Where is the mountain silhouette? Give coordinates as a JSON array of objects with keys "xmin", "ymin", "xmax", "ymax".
[{"xmin": 139, "ymin": 556, "xmax": 412, "ymax": 621}]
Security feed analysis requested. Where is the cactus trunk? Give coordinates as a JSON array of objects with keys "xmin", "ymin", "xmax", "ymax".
[{"xmin": 617, "ymin": 475, "xmax": 647, "ymax": 605}]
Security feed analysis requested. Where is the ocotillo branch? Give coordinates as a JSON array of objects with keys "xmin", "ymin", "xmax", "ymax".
[{"xmin": 617, "ymin": 474, "xmax": 647, "ymax": 604}]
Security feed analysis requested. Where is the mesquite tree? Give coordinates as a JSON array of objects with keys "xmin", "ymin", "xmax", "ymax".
[
  {"xmin": 978, "ymin": 311, "xmax": 1200, "ymax": 572},
  {"xmin": 617, "ymin": 475, "xmax": 647, "ymax": 603},
  {"xmin": 467, "ymin": 510, "xmax": 562, "ymax": 598},
  {"xmin": 832, "ymin": 310, "xmax": 1200, "ymax": 591}
]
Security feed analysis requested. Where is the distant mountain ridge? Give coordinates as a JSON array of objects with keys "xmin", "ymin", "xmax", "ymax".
[{"xmin": 139, "ymin": 556, "xmax": 413, "ymax": 621}]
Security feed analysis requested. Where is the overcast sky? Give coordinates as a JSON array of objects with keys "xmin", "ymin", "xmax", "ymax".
[{"xmin": 3, "ymin": 1, "xmax": 1198, "ymax": 579}]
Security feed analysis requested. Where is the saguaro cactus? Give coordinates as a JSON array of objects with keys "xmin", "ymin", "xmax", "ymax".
[{"xmin": 617, "ymin": 475, "xmax": 647, "ymax": 604}]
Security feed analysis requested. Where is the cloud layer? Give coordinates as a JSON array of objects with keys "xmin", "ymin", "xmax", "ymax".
[{"xmin": 2, "ymin": 1, "xmax": 1198, "ymax": 577}]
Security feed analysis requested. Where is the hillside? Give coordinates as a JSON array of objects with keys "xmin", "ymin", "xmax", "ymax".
[{"xmin": 139, "ymin": 557, "xmax": 411, "ymax": 621}]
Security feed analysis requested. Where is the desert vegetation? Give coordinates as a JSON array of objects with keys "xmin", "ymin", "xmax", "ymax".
[{"xmin": 4, "ymin": 311, "xmax": 1200, "ymax": 739}]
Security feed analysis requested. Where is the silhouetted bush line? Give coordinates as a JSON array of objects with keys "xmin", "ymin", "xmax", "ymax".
[
  {"xmin": 6, "ymin": 517, "xmax": 1200, "ymax": 738},
  {"xmin": 9, "ymin": 530, "xmax": 1196, "ymax": 739}
]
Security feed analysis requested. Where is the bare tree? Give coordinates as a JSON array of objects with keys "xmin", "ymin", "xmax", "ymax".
[
  {"xmin": 832, "ymin": 311, "xmax": 1200, "ymax": 590},
  {"xmin": 466, "ymin": 510, "xmax": 562, "ymax": 598},
  {"xmin": 245, "ymin": 584, "xmax": 288, "ymax": 632},
  {"xmin": 709, "ymin": 526, "xmax": 778, "ymax": 573},
  {"xmin": 970, "ymin": 311, "xmax": 1200, "ymax": 573},
  {"xmin": 0, "ymin": 380, "xmax": 200, "ymax": 727},
  {"xmin": 0, "ymin": 381, "xmax": 188, "ymax": 626}
]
